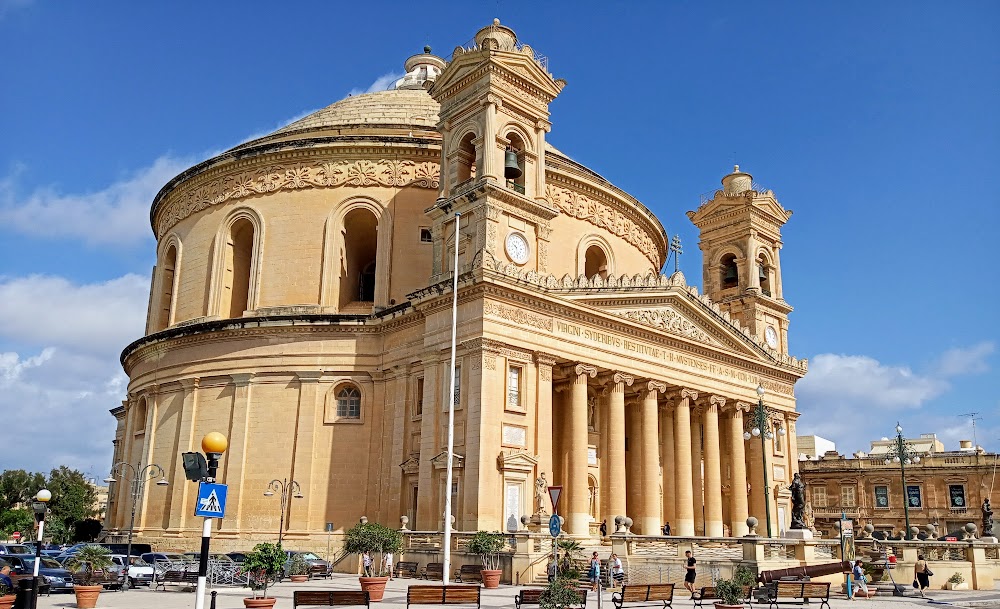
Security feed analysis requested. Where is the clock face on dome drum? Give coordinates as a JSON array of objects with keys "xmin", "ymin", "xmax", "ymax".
[{"xmin": 505, "ymin": 232, "xmax": 529, "ymax": 265}]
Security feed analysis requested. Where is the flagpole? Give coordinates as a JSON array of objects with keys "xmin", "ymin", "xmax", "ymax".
[{"xmin": 442, "ymin": 211, "xmax": 460, "ymax": 585}]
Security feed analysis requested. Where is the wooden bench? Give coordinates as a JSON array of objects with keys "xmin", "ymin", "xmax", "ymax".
[
  {"xmin": 514, "ymin": 587, "xmax": 587, "ymax": 609},
  {"xmin": 309, "ymin": 563, "xmax": 332, "ymax": 579},
  {"xmin": 694, "ymin": 585, "xmax": 755, "ymax": 607},
  {"xmin": 422, "ymin": 563, "xmax": 444, "ymax": 580},
  {"xmin": 612, "ymin": 583, "xmax": 674, "ymax": 609},
  {"xmin": 154, "ymin": 570, "xmax": 199, "ymax": 591},
  {"xmin": 407, "ymin": 585, "xmax": 481, "ymax": 608},
  {"xmin": 293, "ymin": 590, "xmax": 370, "ymax": 607},
  {"xmin": 766, "ymin": 582, "xmax": 830, "ymax": 609},
  {"xmin": 454, "ymin": 564, "xmax": 482, "ymax": 583},
  {"xmin": 396, "ymin": 561, "xmax": 419, "ymax": 578}
]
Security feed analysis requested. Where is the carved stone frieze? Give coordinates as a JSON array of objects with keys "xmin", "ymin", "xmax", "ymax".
[
  {"xmin": 155, "ymin": 159, "xmax": 440, "ymax": 237},
  {"xmin": 614, "ymin": 307, "xmax": 714, "ymax": 346},
  {"xmin": 483, "ymin": 301, "xmax": 552, "ymax": 331},
  {"xmin": 544, "ymin": 184, "xmax": 660, "ymax": 265}
]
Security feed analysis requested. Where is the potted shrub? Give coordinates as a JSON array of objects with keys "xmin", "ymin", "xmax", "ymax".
[
  {"xmin": 467, "ymin": 531, "xmax": 505, "ymax": 588},
  {"xmin": 242, "ymin": 542, "xmax": 286, "ymax": 608},
  {"xmin": 65, "ymin": 545, "xmax": 114, "ymax": 609},
  {"xmin": 344, "ymin": 521, "xmax": 403, "ymax": 602},
  {"xmin": 540, "ymin": 576, "xmax": 586, "ymax": 609},
  {"xmin": 0, "ymin": 578, "xmax": 14, "ymax": 609},
  {"xmin": 287, "ymin": 552, "xmax": 310, "ymax": 583},
  {"xmin": 714, "ymin": 577, "xmax": 745, "ymax": 609},
  {"xmin": 945, "ymin": 572, "xmax": 967, "ymax": 590}
]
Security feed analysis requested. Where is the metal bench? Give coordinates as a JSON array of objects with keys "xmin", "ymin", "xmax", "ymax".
[
  {"xmin": 612, "ymin": 583, "xmax": 674, "ymax": 609},
  {"xmin": 767, "ymin": 582, "xmax": 831, "ymax": 609},
  {"xmin": 396, "ymin": 561, "xmax": 420, "ymax": 578},
  {"xmin": 514, "ymin": 587, "xmax": 587, "ymax": 608},
  {"xmin": 693, "ymin": 585, "xmax": 754, "ymax": 607},
  {"xmin": 309, "ymin": 563, "xmax": 332, "ymax": 579},
  {"xmin": 154, "ymin": 570, "xmax": 199, "ymax": 591},
  {"xmin": 293, "ymin": 590, "xmax": 370, "ymax": 607},
  {"xmin": 454, "ymin": 564, "xmax": 482, "ymax": 583},
  {"xmin": 422, "ymin": 563, "xmax": 444, "ymax": 580},
  {"xmin": 406, "ymin": 585, "xmax": 481, "ymax": 608}
]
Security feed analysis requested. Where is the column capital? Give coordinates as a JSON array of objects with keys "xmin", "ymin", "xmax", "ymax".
[
  {"xmin": 231, "ymin": 373, "xmax": 255, "ymax": 387},
  {"xmin": 179, "ymin": 377, "xmax": 201, "ymax": 390},
  {"xmin": 735, "ymin": 401, "xmax": 755, "ymax": 413},
  {"xmin": 533, "ymin": 352, "xmax": 558, "ymax": 367},
  {"xmin": 645, "ymin": 380, "xmax": 667, "ymax": 393},
  {"xmin": 706, "ymin": 395, "xmax": 726, "ymax": 412},
  {"xmin": 564, "ymin": 363, "xmax": 597, "ymax": 378}
]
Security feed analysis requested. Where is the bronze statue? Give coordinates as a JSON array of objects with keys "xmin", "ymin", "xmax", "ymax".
[
  {"xmin": 984, "ymin": 498, "xmax": 994, "ymax": 537},
  {"xmin": 790, "ymin": 472, "xmax": 807, "ymax": 529}
]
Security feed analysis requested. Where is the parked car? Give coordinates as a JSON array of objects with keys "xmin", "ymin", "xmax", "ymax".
[
  {"xmin": 283, "ymin": 551, "xmax": 331, "ymax": 577},
  {"xmin": 0, "ymin": 555, "xmax": 65, "ymax": 594},
  {"xmin": 183, "ymin": 552, "xmax": 234, "ymax": 563},
  {"xmin": 141, "ymin": 552, "xmax": 190, "ymax": 571},
  {"xmin": 225, "ymin": 552, "xmax": 249, "ymax": 563},
  {"xmin": 108, "ymin": 554, "xmax": 155, "ymax": 588},
  {"xmin": 0, "ymin": 544, "xmax": 31, "ymax": 556},
  {"xmin": 56, "ymin": 542, "xmax": 152, "ymax": 560}
]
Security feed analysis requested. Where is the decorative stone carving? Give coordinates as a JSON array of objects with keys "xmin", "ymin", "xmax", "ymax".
[
  {"xmin": 615, "ymin": 308, "xmax": 714, "ymax": 345},
  {"xmin": 483, "ymin": 301, "xmax": 552, "ymax": 331},
  {"xmin": 155, "ymin": 159, "xmax": 440, "ymax": 236}
]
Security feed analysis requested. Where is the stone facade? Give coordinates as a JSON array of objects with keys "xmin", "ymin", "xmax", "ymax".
[{"xmin": 105, "ymin": 20, "xmax": 808, "ymax": 550}]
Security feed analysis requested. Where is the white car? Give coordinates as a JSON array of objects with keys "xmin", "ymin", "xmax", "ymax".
[{"xmin": 109, "ymin": 555, "xmax": 155, "ymax": 588}]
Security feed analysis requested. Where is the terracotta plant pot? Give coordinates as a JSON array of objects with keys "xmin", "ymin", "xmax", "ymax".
[
  {"xmin": 73, "ymin": 585, "xmax": 104, "ymax": 609},
  {"xmin": 481, "ymin": 569, "xmax": 502, "ymax": 589},
  {"xmin": 290, "ymin": 574, "xmax": 309, "ymax": 582},
  {"xmin": 243, "ymin": 598, "xmax": 277, "ymax": 608},
  {"xmin": 714, "ymin": 604, "xmax": 744, "ymax": 609},
  {"xmin": 360, "ymin": 576, "xmax": 390, "ymax": 602},
  {"xmin": 0, "ymin": 595, "xmax": 15, "ymax": 609}
]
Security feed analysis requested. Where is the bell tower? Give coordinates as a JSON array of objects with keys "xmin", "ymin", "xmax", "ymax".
[
  {"xmin": 687, "ymin": 166, "xmax": 794, "ymax": 353},
  {"xmin": 426, "ymin": 19, "xmax": 566, "ymax": 281}
]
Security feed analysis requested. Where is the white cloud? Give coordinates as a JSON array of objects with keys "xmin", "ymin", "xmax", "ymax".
[
  {"xmin": 936, "ymin": 341, "xmax": 994, "ymax": 376},
  {"xmin": 795, "ymin": 345, "xmax": 996, "ymax": 455},
  {"xmin": 347, "ymin": 71, "xmax": 404, "ymax": 97},
  {"xmin": 0, "ymin": 274, "xmax": 149, "ymax": 356},
  {"xmin": 0, "ymin": 155, "xmax": 193, "ymax": 245}
]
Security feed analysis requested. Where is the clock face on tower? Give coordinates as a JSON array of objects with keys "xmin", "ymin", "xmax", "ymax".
[
  {"xmin": 765, "ymin": 326, "xmax": 778, "ymax": 348},
  {"xmin": 505, "ymin": 232, "xmax": 530, "ymax": 265}
]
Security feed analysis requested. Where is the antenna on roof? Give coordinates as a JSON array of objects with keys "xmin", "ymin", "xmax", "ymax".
[{"xmin": 959, "ymin": 412, "xmax": 982, "ymax": 450}]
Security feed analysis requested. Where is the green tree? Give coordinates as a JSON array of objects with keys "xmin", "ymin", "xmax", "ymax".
[
  {"xmin": 73, "ymin": 518, "xmax": 104, "ymax": 542},
  {"xmin": 0, "ymin": 469, "xmax": 47, "ymax": 510},
  {"xmin": 0, "ymin": 508, "xmax": 33, "ymax": 538},
  {"xmin": 46, "ymin": 466, "xmax": 96, "ymax": 540}
]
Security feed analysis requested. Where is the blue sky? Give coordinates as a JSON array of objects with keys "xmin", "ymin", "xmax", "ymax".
[{"xmin": 0, "ymin": 1, "xmax": 997, "ymax": 473}]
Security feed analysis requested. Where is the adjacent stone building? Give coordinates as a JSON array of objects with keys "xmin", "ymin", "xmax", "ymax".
[
  {"xmin": 799, "ymin": 437, "xmax": 998, "ymax": 538},
  {"xmin": 105, "ymin": 20, "xmax": 809, "ymax": 547}
]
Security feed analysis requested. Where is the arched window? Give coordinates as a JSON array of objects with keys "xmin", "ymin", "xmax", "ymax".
[
  {"xmin": 336, "ymin": 386, "xmax": 361, "ymax": 419},
  {"xmin": 340, "ymin": 208, "xmax": 379, "ymax": 307},
  {"xmin": 221, "ymin": 218, "xmax": 255, "ymax": 319},
  {"xmin": 758, "ymin": 255, "xmax": 772, "ymax": 296},
  {"xmin": 584, "ymin": 245, "xmax": 609, "ymax": 279},
  {"xmin": 455, "ymin": 132, "xmax": 477, "ymax": 185},
  {"xmin": 134, "ymin": 397, "xmax": 147, "ymax": 434},
  {"xmin": 721, "ymin": 254, "xmax": 739, "ymax": 289},
  {"xmin": 154, "ymin": 243, "xmax": 178, "ymax": 332}
]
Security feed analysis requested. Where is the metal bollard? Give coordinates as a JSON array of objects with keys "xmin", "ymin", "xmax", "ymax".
[
  {"xmin": 13, "ymin": 578, "xmax": 33, "ymax": 609},
  {"xmin": 210, "ymin": 590, "xmax": 217, "ymax": 609}
]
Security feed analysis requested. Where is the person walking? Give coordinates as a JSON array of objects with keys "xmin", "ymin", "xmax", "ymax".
[
  {"xmin": 600, "ymin": 519, "xmax": 608, "ymax": 538},
  {"xmin": 546, "ymin": 557, "xmax": 557, "ymax": 583},
  {"xmin": 384, "ymin": 551, "xmax": 394, "ymax": 580},
  {"xmin": 609, "ymin": 552, "xmax": 625, "ymax": 589},
  {"xmin": 913, "ymin": 554, "xmax": 932, "ymax": 597},
  {"xmin": 683, "ymin": 550, "xmax": 697, "ymax": 596},
  {"xmin": 362, "ymin": 550, "xmax": 373, "ymax": 577},
  {"xmin": 851, "ymin": 559, "xmax": 869, "ymax": 600},
  {"xmin": 588, "ymin": 552, "xmax": 602, "ymax": 592},
  {"xmin": 662, "ymin": 522, "xmax": 671, "ymax": 536}
]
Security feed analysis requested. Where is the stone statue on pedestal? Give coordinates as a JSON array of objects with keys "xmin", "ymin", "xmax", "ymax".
[
  {"xmin": 535, "ymin": 472, "xmax": 548, "ymax": 516},
  {"xmin": 790, "ymin": 472, "xmax": 807, "ymax": 529},
  {"xmin": 983, "ymin": 498, "xmax": 994, "ymax": 537}
]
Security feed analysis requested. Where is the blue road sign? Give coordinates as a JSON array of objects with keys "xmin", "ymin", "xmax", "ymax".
[
  {"xmin": 549, "ymin": 514, "xmax": 561, "ymax": 537},
  {"xmin": 194, "ymin": 482, "xmax": 228, "ymax": 518}
]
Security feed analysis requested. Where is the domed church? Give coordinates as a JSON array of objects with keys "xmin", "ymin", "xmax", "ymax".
[{"xmin": 107, "ymin": 20, "xmax": 808, "ymax": 548}]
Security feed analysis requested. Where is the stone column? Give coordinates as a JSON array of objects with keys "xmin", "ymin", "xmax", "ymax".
[
  {"xmin": 482, "ymin": 97, "xmax": 500, "ymax": 182},
  {"xmin": 660, "ymin": 403, "xmax": 676, "ymax": 530},
  {"xmin": 534, "ymin": 354, "xmax": 556, "ymax": 497},
  {"xmin": 606, "ymin": 373, "xmax": 632, "ymax": 524},
  {"xmin": 567, "ymin": 364, "xmax": 597, "ymax": 536},
  {"xmin": 289, "ymin": 371, "xmax": 322, "ymax": 533},
  {"xmin": 223, "ymin": 373, "xmax": 254, "ymax": 530},
  {"xmin": 703, "ymin": 396, "xmax": 725, "ymax": 537},
  {"xmin": 640, "ymin": 381, "xmax": 666, "ymax": 534},
  {"xmin": 746, "ymin": 405, "xmax": 767, "ymax": 532},
  {"xmin": 691, "ymin": 406, "xmax": 704, "ymax": 535},
  {"xmin": 167, "ymin": 378, "xmax": 200, "ymax": 531},
  {"xmin": 727, "ymin": 407, "xmax": 750, "ymax": 536},
  {"xmin": 673, "ymin": 389, "xmax": 698, "ymax": 536}
]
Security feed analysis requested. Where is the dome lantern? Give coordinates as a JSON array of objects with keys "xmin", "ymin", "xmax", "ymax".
[{"xmin": 721, "ymin": 164, "xmax": 753, "ymax": 195}]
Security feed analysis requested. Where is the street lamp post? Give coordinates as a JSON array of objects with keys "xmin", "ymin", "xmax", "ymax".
[
  {"xmin": 884, "ymin": 423, "xmax": 921, "ymax": 540},
  {"xmin": 742, "ymin": 385, "xmax": 786, "ymax": 538},
  {"xmin": 103, "ymin": 462, "xmax": 168, "ymax": 589},
  {"xmin": 264, "ymin": 478, "xmax": 303, "ymax": 546},
  {"xmin": 29, "ymin": 489, "xmax": 50, "ymax": 609}
]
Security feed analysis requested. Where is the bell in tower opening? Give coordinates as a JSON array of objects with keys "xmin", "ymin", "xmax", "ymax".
[{"xmin": 504, "ymin": 148, "xmax": 522, "ymax": 179}]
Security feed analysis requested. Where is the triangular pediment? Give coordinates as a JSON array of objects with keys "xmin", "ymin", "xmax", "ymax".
[
  {"xmin": 431, "ymin": 451, "xmax": 465, "ymax": 470},
  {"xmin": 497, "ymin": 450, "xmax": 538, "ymax": 473},
  {"xmin": 687, "ymin": 190, "xmax": 792, "ymax": 226},
  {"xmin": 430, "ymin": 49, "xmax": 562, "ymax": 106}
]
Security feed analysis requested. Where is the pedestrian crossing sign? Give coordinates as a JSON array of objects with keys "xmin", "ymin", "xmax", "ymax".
[{"xmin": 195, "ymin": 482, "xmax": 228, "ymax": 518}]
